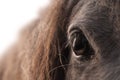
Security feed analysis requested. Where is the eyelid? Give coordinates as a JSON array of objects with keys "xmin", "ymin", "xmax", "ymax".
[
  {"xmin": 72, "ymin": 50, "xmax": 82, "ymax": 58},
  {"xmin": 68, "ymin": 25, "xmax": 80, "ymax": 35},
  {"xmin": 68, "ymin": 25, "xmax": 82, "ymax": 40}
]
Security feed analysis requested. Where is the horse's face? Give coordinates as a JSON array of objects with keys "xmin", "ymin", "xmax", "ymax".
[{"xmin": 66, "ymin": 0, "xmax": 120, "ymax": 80}]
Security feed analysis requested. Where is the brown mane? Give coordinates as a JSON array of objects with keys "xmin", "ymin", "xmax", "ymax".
[
  {"xmin": 0, "ymin": 0, "xmax": 78, "ymax": 80},
  {"xmin": 0, "ymin": 0, "xmax": 120, "ymax": 80}
]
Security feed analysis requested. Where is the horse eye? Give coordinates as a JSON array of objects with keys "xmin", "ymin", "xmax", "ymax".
[
  {"xmin": 70, "ymin": 32, "xmax": 87, "ymax": 55},
  {"xmin": 69, "ymin": 30, "xmax": 94, "ymax": 60}
]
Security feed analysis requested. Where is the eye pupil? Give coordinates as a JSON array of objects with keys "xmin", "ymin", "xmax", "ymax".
[{"xmin": 72, "ymin": 36, "xmax": 83, "ymax": 50}]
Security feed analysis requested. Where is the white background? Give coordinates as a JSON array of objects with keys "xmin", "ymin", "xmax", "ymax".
[{"xmin": 0, "ymin": 0, "xmax": 50, "ymax": 56}]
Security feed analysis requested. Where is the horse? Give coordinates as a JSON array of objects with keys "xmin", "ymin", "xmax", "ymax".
[{"xmin": 0, "ymin": 0, "xmax": 120, "ymax": 80}]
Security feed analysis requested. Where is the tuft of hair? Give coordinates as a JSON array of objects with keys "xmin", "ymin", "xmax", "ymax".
[{"xmin": 0, "ymin": 0, "xmax": 79, "ymax": 80}]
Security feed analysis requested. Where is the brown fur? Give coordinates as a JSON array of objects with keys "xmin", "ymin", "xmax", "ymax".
[
  {"xmin": 0, "ymin": 0, "xmax": 74, "ymax": 80},
  {"xmin": 0, "ymin": 0, "xmax": 120, "ymax": 80}
]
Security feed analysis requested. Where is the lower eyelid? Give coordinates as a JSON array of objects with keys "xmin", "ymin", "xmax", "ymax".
[{"xmin": 72, "ymin": 50, "xmax": 82, "ymax": 58}]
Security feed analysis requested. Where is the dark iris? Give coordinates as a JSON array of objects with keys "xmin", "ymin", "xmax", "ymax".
[{"xmin": 72, "ymin": 32, "xmax": 87, "ymax": 51}]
